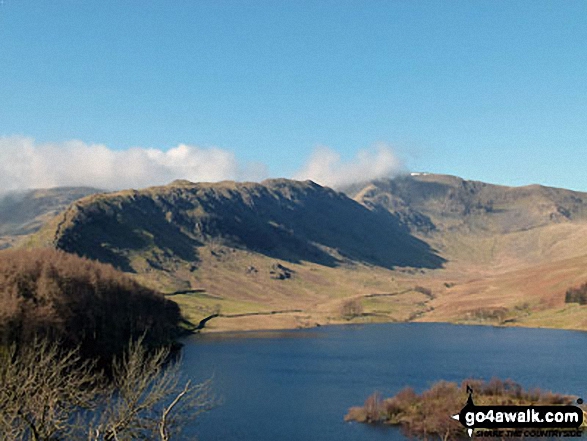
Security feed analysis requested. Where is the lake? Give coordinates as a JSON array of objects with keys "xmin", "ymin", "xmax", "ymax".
[{"xmin": 179, "ymin": 323, "xmax": 587, "ymax": 440}]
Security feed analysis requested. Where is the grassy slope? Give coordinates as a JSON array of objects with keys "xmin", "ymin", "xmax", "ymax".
[
  {"xmin": 139, "ymin": 246, "xmax": 433, "ymax": 332},
  {"xmin": 148, "ymin": 222, "xmax": 587, "ymax": 333},
  {"xmin": 417, "ymin": 251, "xmax": 587, "ymax": 329}
]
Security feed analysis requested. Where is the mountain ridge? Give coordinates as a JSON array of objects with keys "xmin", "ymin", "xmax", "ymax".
[
  {"xmin": 33, "ymin": 178, "xmax": 444, "ymax": 283},
  {"xmin": 12, "ymin": 173, "xmax": 587, "ymax": 332}
]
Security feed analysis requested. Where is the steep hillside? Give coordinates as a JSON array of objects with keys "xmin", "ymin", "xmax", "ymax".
[
  {"xmin": 34, "ymin": 179, "xmax": 443, "ymax": 290},
  {"xmin": 0, "ymin": 187, "xmax": 101, "ymax": 249},
  {"xmin": 339, "ymin": 174, "xmax": 587, "ymax": 330},
  {"xmin": 416, "ymin": 252, "xmax": 587, "ymax": 330}
]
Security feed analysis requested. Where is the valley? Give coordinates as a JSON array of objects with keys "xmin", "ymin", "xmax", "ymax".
[{"xmin": 6, "ymin": 173, "xmax": 587, "ymax": 333}]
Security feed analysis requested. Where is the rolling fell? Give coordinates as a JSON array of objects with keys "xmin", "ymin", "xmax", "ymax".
[{"xmin": 23, "ymin": 174, "xmax": 587, "ymax": 332}]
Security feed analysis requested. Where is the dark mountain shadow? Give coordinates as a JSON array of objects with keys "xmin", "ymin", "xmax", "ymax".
[
  {"xmin": 56, "ymin": 194, "xmax": 201, "ymax": 272},
  {"xmin": 254, "ymin": 183, "xmax": 445, "ymax": 269},
  {"xmin": 51, "ymin": 180, "xmax": 445, "ymax": 272},
  {"xmin": 174, "ymin": 180, "xmax": 445, "ymax": 269}
]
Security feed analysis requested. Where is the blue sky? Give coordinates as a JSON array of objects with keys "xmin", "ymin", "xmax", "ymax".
[{"xmin": 1, "ymin": 1, "xmax": 587, "ymax": 191}]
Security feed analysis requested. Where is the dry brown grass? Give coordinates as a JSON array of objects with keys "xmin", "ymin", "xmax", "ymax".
[
  {"xmin": 165, "ymin": 241, "xmax": 587, "ymax": 333},
  {"xmin": 416, "ymin": 252, "xmax": 587, "ymax": 330}
]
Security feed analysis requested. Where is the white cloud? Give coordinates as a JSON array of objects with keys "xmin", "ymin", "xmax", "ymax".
[
  {"xmin": 293, "ymin": 143, "xmax": 404, "ymax": 188},
  {"xmin": 0, "ymin": 136, "xmax": 268, "ymax": 192},
  {"xmin": 0, "ymin": 136, "xmax": 404, "ymax": 192}
]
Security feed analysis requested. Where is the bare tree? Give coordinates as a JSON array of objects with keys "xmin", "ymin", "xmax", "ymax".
[
  {"xmin": 0, "ymin": 339, "xmax": 99, "ymax": 441},
  {"xmin": 89, "ymin": 338, "xmax": 214, "ymax": 441},
  {"xmin": 0, "ymin": 338, "xmax": 214, "ymax": 441}
]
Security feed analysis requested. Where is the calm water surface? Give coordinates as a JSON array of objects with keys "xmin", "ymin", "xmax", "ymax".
[{"xmin": 179, "ymin": 323, "xmax": 587, "ymax": 441}]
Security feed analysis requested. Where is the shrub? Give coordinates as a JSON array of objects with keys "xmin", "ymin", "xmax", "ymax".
[
  {"xmin": 341, "ymin": 299, "xmax": 363, "ymax": 320},
  {"xmin": 414, "ymin": 285, "xmax": 434, "ymax": 298},
  {"xmin": 364, "ymin": 392, "xmax": 384, "ymax": 422},
  {"xmin": 0, "ymin": 249, "xmax": 182, "ymax": 362},
  {"xmin": 565, "ymin": 283, "xmax": 587, "ymax": 304},
  {"xmin": 468, "ymin": 307, "xmax": 508, "ymax": 322}
]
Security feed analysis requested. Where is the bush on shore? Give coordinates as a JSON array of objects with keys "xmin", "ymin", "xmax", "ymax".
[{"xmin": 345, "ymin": 378, "xmax": 578, "ymax": 441}]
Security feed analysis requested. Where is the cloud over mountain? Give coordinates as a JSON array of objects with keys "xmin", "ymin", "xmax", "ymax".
[
  {"xmin": 293, "ymin": 144, "xmax": 404, "ymax": 188},
  {"xmin": 0, "ymin": 136, "xmax": 404, "ymax": 191},
  {"xmin": 0, "ymin": 136, "xmax": 267, "ymax": 191}
]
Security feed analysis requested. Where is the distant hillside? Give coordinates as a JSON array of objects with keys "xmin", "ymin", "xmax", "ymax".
[
  {"xmin": 34, "ymin": 179, "xmax": 444, "ymax": 284},
  {"xmin": 344, "ymin": 174, "xmax": 587, "ymax": 268},
  {"xmin": 345, "ymin": 174, "xmax": 587, "ymax": 234},
  {"xmin": 0, "ymin": 187, "xmax": 102, "ymax": 249}
]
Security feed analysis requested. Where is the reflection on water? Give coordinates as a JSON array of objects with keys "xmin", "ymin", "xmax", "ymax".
[
  {"xmin": 179, "ymin": 323, "xmax": 587, "ymax": 441},
  {"xmin": 193, "ymin": 328, "xmax": 325, "ymax": 341}
]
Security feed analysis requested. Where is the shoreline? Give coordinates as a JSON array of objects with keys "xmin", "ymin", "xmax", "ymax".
[{"xmin": 193, "ymin": 313, "xmax": 587, "ymax": 336}]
